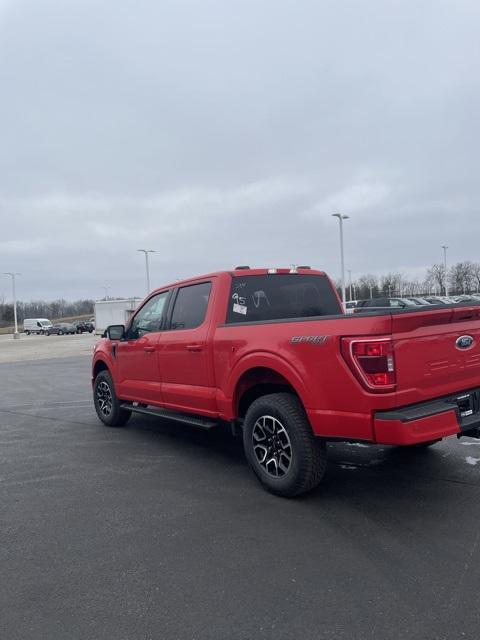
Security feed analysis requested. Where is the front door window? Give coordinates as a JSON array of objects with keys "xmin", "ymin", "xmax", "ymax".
[{"xmin": 129, "ymin": 291, "xmax": 170, "ymax": 339}]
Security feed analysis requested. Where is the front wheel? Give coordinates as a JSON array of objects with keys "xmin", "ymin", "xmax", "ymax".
[
  {"xmin": 93, "ymin": 370, "xmax": 131, "ymax": 427},
  {"xmin": 243, "ymin": 393, "xmax": 327, "ymax": 497},
  {"xmin": 44, "ymin": 331, "xmax": 50, "ymax": 336}
]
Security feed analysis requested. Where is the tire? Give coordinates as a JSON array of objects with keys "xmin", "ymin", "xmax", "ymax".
[
  {"xmin": 25, "ymin": 331, "xmax": 30, "ymax": 336},
  {"xmin": 40, "ymin": 330, "xmax": 44, "ymax": 335},
  {"xmin": 243, "ymin": 392, "xmax": 327, "ymax": 497},
  {"xmin": 58, "ymin": 330, "xmax": 63, "ymax": 335},
  {"xmin": 44, "ymin": 331, "xmax": 50, "ymax": 336},
  {"xmin": 93, "ymin": 370, "xmax": 131, "ymax": 427}
]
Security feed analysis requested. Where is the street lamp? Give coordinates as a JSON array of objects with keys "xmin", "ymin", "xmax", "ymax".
[
  {"xmin": 332, "ymin": 213, "xmax": 349, "ymax": 306},
  {"xmin": 4, "ymin": 272, "xmax": 21, "ymax": 339},
  {"xmin": 137, "ymin": 249, "xmax": 155, "ymax": 294},
  {"xmin": 442, "ymin": 245, "xmax": 449, "ymax": 297},
  {"xmin": 102, "ymin": 285, "xmax": 110, "ymax": 300}
]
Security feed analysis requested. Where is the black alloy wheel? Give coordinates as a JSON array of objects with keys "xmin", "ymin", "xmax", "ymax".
[
  {"xmin": 93, "ymin": 370, "xmax": 131, "ymax": 427},
  {"xmin": 252, "ymin": 415, "xmax": 293, "ymax": 478},
  {"xmin": 243, "ymin": 392, "xmax": 327, "ymax": 497}
]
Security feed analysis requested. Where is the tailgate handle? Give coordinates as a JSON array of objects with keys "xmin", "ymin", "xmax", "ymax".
[
  {"xmin": 143, "ymin": 346, "xmax": 155, "ymax": 353},
  {"xmin": 187, "ymin": 344, "xmax": 202, "ymax": 352}
]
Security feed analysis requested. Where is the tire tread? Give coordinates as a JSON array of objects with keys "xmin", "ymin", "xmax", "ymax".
[
  {"xmin": 244, "ymin": 392, "xmax": 327, "ymax": 497},
  {"xmin": 93, "ymin": 370, "xmax": 131, "ymax": 427}
]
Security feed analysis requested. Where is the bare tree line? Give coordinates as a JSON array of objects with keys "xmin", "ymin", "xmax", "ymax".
[
  {"xmin": 342, "ymin": 261, "xmax": 480, "ymax": 300},
  {"xmin": 0, "ymin": 298, "xmax": 94, "ymax": 326}
]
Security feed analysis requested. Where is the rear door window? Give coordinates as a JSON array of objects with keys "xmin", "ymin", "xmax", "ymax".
[{"xmin": 226, "ymin": 274, "xmax": 341, "ymax": 323}]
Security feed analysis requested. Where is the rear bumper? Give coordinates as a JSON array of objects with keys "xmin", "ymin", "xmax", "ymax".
[{"xmin": 374, "ymin": 388, "xmax": 480, "ymax": 445}]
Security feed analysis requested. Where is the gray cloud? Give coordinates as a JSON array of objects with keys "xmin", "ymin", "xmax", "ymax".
[{"xmin": 1, "ymin": 0, "xmax": 479, "ymax": 300}]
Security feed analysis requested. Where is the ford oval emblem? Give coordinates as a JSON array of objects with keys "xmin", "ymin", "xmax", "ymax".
[{"xmin": 456, "ymin": 335, "xmax": 474, "ymax": 350}]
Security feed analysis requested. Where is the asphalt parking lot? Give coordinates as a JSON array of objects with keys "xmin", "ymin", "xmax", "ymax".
[
  {"xmin": 1, "ymin": 335, "xmax": 480, "ymax": 639},
  {"xmin": 0, "ymin": 332, "xmax": 97, "ymax": 363}
]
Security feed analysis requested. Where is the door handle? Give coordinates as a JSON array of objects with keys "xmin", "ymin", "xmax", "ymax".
[
  {"xmin": 143, "ymin": 346, "xmax": 155, "ymax": 353},
  {"xmin": 186, "ymin": 344, "xmax": 202, "ymax": 352}
]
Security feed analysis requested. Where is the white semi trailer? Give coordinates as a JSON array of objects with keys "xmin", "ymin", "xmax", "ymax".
[{"xmin": 94, "ymin": 299, "xmax": 142, "ymax": 335}]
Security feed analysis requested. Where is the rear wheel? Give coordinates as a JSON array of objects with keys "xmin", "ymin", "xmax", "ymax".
[
  {"xmin": 243, "ymin": 392, "xmax": 327, "ymax": 497},
  {"xmin": 93, "ymin": 370, "xmax": 131, "ymax": 427},
  {"xmin": 25, "ymin": 331, "xmax": 30, "ymax": 336},
  {"xmin": 58, "ymin": 330, "xmax": 64, "ymax": 335},
  {"xmin": 44, "ymin": 331, "xmax": 50, "ymax": 336}
]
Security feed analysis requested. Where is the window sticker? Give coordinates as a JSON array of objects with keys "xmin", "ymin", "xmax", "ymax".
[
  {"xmin": 232, "ymin": 292, "xmax": 248, "ymax": 314},
  {"xmin": 233, "ymin": 303, "xmax": 247, "ymax": 315}
]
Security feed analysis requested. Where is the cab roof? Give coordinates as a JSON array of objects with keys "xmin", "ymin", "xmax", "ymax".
[{"xmin": 149, "ymin": 267, "xmax": 327, "ymax": 296}]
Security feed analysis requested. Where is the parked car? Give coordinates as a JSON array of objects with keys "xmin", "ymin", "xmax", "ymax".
[
  {"xmin": 92, "ymin": 266, "xmax": 480, "ymax": 497},
  {"xmin": 405, "ymin": 297, "xmax": 433, "ymax": 305},
  {"xmin": 354, "ymin": 297, "xmax": 420, "ymax": 312},
  {"xmin": 73, "ymin": 321, "xmax": 94, "ymax": 334},
  {"xmin": 452, "ymin": 295, "xmax": 480, "ymax": 304},
  {"xmin": 424, "ymin": 296, "xmax": 458, "ymax": 304},
  {"xmin": 345, "ymin": 300, "xmax": 359, "ymax": 313},
  {"xmin": 45, "ymin": 323, "xmax": 76, "ymax": 336},
  {"xmin": 24, "ymin": 318, "xmax": 53, "ymax": 335}
]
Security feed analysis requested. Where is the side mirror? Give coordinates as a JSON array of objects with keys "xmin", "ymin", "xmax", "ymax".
[{"xmin": 105, "ymin": 324, "xmax": 125, "ymax": 340}]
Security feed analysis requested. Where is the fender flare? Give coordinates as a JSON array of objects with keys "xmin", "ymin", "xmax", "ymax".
[
  {"xmin": 224, "ymin": 351, "xmax": 309, "ymax": 416},
  {"xmin": 92, "ymin": 354, "xmax": 114, "ymax": 380}
]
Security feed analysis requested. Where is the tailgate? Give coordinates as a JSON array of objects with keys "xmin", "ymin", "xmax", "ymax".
[{"xmin": 392, "ymin": 305, "xmax": 480, "ymax": 405}]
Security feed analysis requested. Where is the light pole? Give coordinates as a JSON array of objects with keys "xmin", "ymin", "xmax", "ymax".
[
  {"xmin": 102, "ymin": 286, "xmax": 110, "ymax": 300},
  {"xmin": 332, "ymin": 213, "xmax": 349, "ymax": 306},
  {"xmin": 137, "ymin": 249, "xmax": 155, "ymax": 294},
  {"xmin": 4, "ymin": 272, "xmax": 21, "ymax": 339},
  {"xmin": 347, "ymin": 269, "xmax": 353, "ymax": 302},
  {"xmin": 442, "ymin": 245, "xmax": 449, "ymax": 297}
]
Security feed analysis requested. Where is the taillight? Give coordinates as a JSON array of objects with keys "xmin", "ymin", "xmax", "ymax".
[{"xmin": 341, "ymin": 337, "xmax": 396, "ymax": 392}]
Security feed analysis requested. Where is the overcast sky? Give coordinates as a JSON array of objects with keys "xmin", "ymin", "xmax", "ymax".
[{"xmin": 1, "ymin": 0, "xmax": 479, "ymax": 301}]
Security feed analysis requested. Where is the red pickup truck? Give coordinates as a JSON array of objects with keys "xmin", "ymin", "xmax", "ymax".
[{"xmin": 92, "ymin": 267, "xmax": 480, "ymax": 496}]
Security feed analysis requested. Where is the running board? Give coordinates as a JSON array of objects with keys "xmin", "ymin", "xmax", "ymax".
[{"xmin": 121, "ymin": 404, "xmax": 217, "ymax": 430}]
